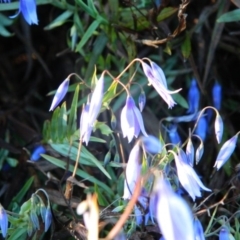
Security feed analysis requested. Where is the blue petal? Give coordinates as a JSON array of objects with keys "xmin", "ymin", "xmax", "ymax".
[
  {"xmin": 212, "ymin": 82, "xmax": 222, "ymax": 110},
  {"xmin": 0, "ymin": 205, "xmax": 8, "ymax": 238},
  {"xmin": 20, "ymin": 0, "xmax": 38, "ymax": 25},
  {"xmin": 31, "ymin": 145, "xmax": 46, "ymax": 161},
  {"xmin": 187, "ymin": 79, "xmax": 200, "ymax": 114},
  {"xmin": 141, "ymin": 135, "xmax": 162, "ymax": 154}
]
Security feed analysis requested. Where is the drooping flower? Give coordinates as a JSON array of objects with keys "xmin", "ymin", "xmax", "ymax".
[
  {"xmin": 121, "ymin": 95, "xmax": 148, "ymax": 142},
  {"xmin": 195, "ymin": 139, "xmax": 204, "ymax": 165},
  {"xmin": 44, "ymin": 206, "xmax": 52, "ymax": 232},
  {"xmin": 141, "ymin": 61, "xmax": 181, "ymax": 109},
  {"xmin": 194, "ymin": 218, "xmax": 205, "ymax": 240},
  {"xmin": 140, "ymin": 135, "xmax": 162, "ymax": 154},
  {"xmin": 172, "ymin": 149, "xmax": 211, "ymax": 201},
  {"xmin": 214, "ymin": 134, "xmax": 238, "ymax": 170},
  {"xmin": 10, "ymin": 0, "xmax": 38, "ymax": 25},
  {"xmin": 138, "ymin": 91, "xmax": 146, "ymax": 112},
  {"xmin": 195, "ymin": 116, "xmax": 207, "ymax": 142},
  {"xmin": 187, "ymin": 79, "xmax": 200, "ymax": 114},
  {"xmin": 153, "ymin": 178, "xmax": 195, "ymax": 240},
  {"xmin": 123, "ymin": 143, "xmax": 141, "ymax": 199},
  {"xmin": 219, "ymin": 227, "xmax": 230, "ymax": 240},
  {"xmin": 0, "ymin": 204, "xmax": 8, "ymax": 238},
  {"xmin": 49, "ymin": 78, "xmax": 69, "ymax": 111},
  {"xmin": 80, "ymin": 74, "xmax": 104, "ymax": 145},
  {"xmin": 214, "ymin": 113, "xmax": 224, "ymax": 144},
  {"xmin": 212, "ymin": 82, "xmax": 222, "ymax": 110},
  {"xmin": 167, "ymin": 124, "xmax": 182, "ymax": 145},
  {"xmin": 186, "ymin": 137, "xmax": 194, "ymax": 166},
  {"xmin": 134, "ymin": 189, "xmax": 150, "ymax": 225}
]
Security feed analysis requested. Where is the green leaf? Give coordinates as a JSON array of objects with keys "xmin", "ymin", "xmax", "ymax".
[
  {"xmin": 67, "ymin": 84, "xmax": 79, "ymax": 137},
  {"xmin": 8, "ymin": 227, "xmax": 27, "ymax": 240},
  {"xmin": 172, "ymin": 93, "xmax": 189, "ymax": 109},
  {"xmin": 76, "ymin": 19, "xmax": 101, "ymax": 51},
  {"xmin": 103, "ymin": 81, "xmax": 118, "ymax": 106},
  {"xmin": 217, "ymin": 9, "xmax": 240, "ymax": 23},
  {"xmin": 9, "ymin": 177, "xmax": 34, "ymax": 209},
  {"xmin": 44, "ymin": 10, "xmax": 73, "ymax": 30},
  {"xmin": 41, "ymin": 154, "xmax": 113, "ymax": 193},
  {"xmin": 50, "ymin": 107, "xmax": 60, "ymax": 141},
  {"xmin": 58, "ymin": 102, "xmax": 67, "ymax": 141},
  {"xmin": 181, "ymin": 32, "xmax": 191, "ymax": 59},
  {"xmin": 95, "ymin": 121, "xmax": 113, "ymax": 136}
]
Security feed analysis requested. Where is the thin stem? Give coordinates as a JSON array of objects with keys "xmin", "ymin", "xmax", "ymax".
[{"xmin": 72, "ymin": 139, "xmax": 83, "ymax": 177}]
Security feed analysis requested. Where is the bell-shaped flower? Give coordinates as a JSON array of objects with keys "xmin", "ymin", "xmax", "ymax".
[
  {"xmin": 194, "ymin": 218, "xmax": 205, "ymax": 240},
  {"xmin": 141, "ymin": 61, "xmax": 181, "ymax": 109},
  {"xmin": 123, "ymin": 143, "xmax": 141, "ymax": 199},
  {"xmin": 44, "ymin": 206, "xmax": 52, "ymax": 232},
  {"xmin": 134, "ymin": 188, "xmax": 150, "ymax": 225},
  {"xmin": 172, "ymin": 149, "xmax": 211, "ymax": 201},
  {"xmin": 187, "ymin": 79, "xmax": 200, "ymax": 114},
  {"xmin": 167, "ymin": 124, "xmax": 181, "ymax": 145},
  {"xmin": 219, "ymin": 227, "xmax": 230, "ymax": 240},
  {"xmin": 214, "ymin": 113, "xmax": 224, "ymax": 144},
  {"xmin": 138, "ymin": 91, "xmax": 146, "ymax": 112},
  {"xmin": 140, "ymin": 135, "xmax": 162, "ymax": 154},
  {"xmin": 153, "ymin": 178, "xmax": 195, "ymax": 240},
  {"xmin": 212, "ymin": 82, "xmax": 222, "ymax": 110},
  {"xmin": 121, "ymin": 95, "xmax": 148, "ymax": 142},
  {"xmin": 0, "ymin": 204, "xmax": 8, "ymax": 238},
  {"xmin": 214, "ymin": 134, "xmax": 238, "ymax": 170},
  {"xmin": 49, "ymin": 78, "xmax": 69, "ymax": 111},
  {"xmin": 186, "ymin": 137, "xmax": 194, "ymax": 166},
  {"xmin": 195, "ymin": 116, "xmax": 207, "ymax": 142},
  {"xmin": 10, "ymin": 0, "xmax": 38, "ymax": 25},
  {"xmin": 80, "ymin": 74, "xmax": 104, "ymax": 145},
  {"xmin": 195, "ymin": 139, "xmax": 204, "ymax": 164}
]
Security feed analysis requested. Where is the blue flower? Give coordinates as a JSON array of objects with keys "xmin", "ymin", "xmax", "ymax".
[
  {"xmin": 212, "ymin": 82, "xmax": 222, "ymax": 110},
  {"xmin": 172, "ymin": 149, "xmax": 211, "ymax": 201},
  {"xmin": 219, "ymin": 227, "xmax": 230, "ymax": 240},
  {"xmin": 0, "ymin": 204, "xmax": 8, "ymax": 238},
  {"xmin": 153, "ymin": 178, "xmax": 195, "ymax": 240},
  {"xmin": 121, "ymin": 95, "xmax": 148, "ymax": 142},
  {"xmin": 44, "ymin": 206, "xmax": 52, "ymax": 232},
  {"xmin": 31, "ymin": 145, "xmax": 46, "ymax": 161},
  {"xmin": 195, "ymin": 116, "xmax": 207, "ymax": 142},
  {"xmin": 187, "ymin": 79, "xmax": 200, "ymax": 114},
  {"xmin": 167, "ymin": 124, "xmax": 182, "ymax": 145},
  {"xmin": 140, "ymin": 135, "xmax": 162, "ymax": 154},
  {"xmin": 214, "ymin": 113, "xmax": 224, "ymax": 144},
  {"xmin": 80, "ymin": 74, "xmax": 104, "ymax": 145},
  {"xmin": 10, "ymin": 0, "xmax": 38, "ymax": 25},
  {"xmin": 141, "ymin": 61, "xmax": 181, "ymax": 109},
  {"xmin": 186, "ymin": 137, "xmax": 194, "ymax": 166},
  {"xmin": 194, "ymin": 218, "xmax": 205, "ymax": 240},
  {"xmin": 123, "ymin": 143, "xmax": 141, "ymax": 199},
  {"xmin": 214, "ymin": 134, "xmax": 238, "ymax": 170},
  {"xmin": 49, "ymin": 78, "xmax": 69, "ymax": 111},
  {"xmin": 134, "ymin": 189, "xmax": 150, "ymax": 225},
  {"xmin": 138, "ymin": 91, "xmax": 146, "ymax": 112}
]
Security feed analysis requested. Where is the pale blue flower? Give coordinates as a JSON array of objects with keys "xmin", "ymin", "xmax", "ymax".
[
  {"xmin": 123, "ymin": 144, "xmax": 141, "ymax": 199},
  {"xmin": 49, "ymin": 78, "xmax": 69, "ymax": 111},
  {"xmin": 134, "ymin": 189, "xmax": 150, "ymax": 225},
  {"xmin": 167, "ymin": 124, "xmax": 182, "ymax": 145},
  {"xmin": 195, "ymin": 116, "xmax": 207, "ymax": 142},
  {"xmin": 195, "ymin": 140, "xmax": 204, "ymax": 164},
  {"xmin": 215, "ymin": 113, "xmax": 224, "ymax": 144},
  {"xmin": 186, "ymin": 137, "xmax": 194, "ymax": 166},
  {"xmin": 219, "ymin": 227, "xmax": 230, "ymax": 240},
  {"xmin": 44, "ymin": 206, "xmax": 52, "ymax": 232},
  {"xmin": 121, "ymin": 95, "xmax": 148, "ymax": 142},
  {"xmin": 172, "ymin": 149, "xmax": 211, "ymax": 201},
  {"xmin": 141, "ymin": 135, "xmax": 162, "ymax": 154},
  {"xmin": 0, "ymin": 204, "xmax": 8, "ymax": 238},
  {"xmin": 10, "ymin": 0, "xmax": 38, "ymax": 25},
  {"xmin": 138, "ymin": 91, "xmax": 146, "ymax": 112},
  {"xmin": 154, "ymin": 179, "xmax": 195, "ymax": 240},
  {"xmin": 214, "ymin": 134, "xmax": 238, "ymax": 170},
  {"xmin": 141, "ymin": 61, "xmax": 181, "ymax": 109},
  {"xmin": 212, "ymin": 82, "xmax": 222, "ymax": 110},
  {"xmin": 80, "ymin": 74, "xmax": 104, "ymax": 145},
  {"xmin": 187, "ymin": 79, "xmax": 200, "ymax": 114},
  {"xmin": 194, "ymin": 218, "xmax": 205, "ymax": 240}
]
